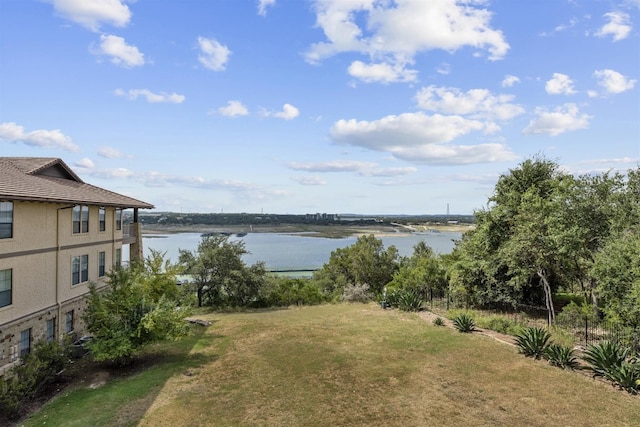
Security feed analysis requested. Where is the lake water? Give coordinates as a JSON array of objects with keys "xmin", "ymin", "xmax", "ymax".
[{"xmin": 134, "ymin": 231, "xmax": 461, "ymax": 271}]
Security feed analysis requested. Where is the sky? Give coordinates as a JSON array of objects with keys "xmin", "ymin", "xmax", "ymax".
[{"xmin": 1, "ymin": 0, "xmax": 639, "ymax": 215}]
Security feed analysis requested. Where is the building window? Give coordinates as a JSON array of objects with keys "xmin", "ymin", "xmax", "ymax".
[
  {"xmin": 20, "ymin": 328, "xmax": 31, "ymax": 356},
  {"xmin": 99, "ymin": 207, "xmax": 106, "ymax": 232},
  {"xmin": 0, "ymin": 201, "xmax": 13, "ymax": 239},
  {"xmin": 0, "ymin": 268, "xmax": 11, "ymax": 308},
  {"xmin": 115, "ymin": 248, "xmax": 122, "ymax": 268},
  {"xmin": 72, "ymin": 255, "xmax": 89, "ymax": 285},
  {"xmin": 73, "ymin": 205, "xmax": 89, "ymax": 234},
  {"xmin": 65, "ymin": 310, "xmax": 74, "ymax": 333},
  {"xmin": 98, "ymin": 251, "xmax": 106, "ymax": 277},
  {"xmin": 115, "ymin": 208, "xmax": 122, "ymax": 231},
  {"xmin": 46, "ymin": 318, "xmax": 56, "ymax": 343}
]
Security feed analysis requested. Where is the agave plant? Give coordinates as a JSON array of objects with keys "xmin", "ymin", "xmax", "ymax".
[
  {"xmin": 581, "ymin": 341, "xmax": 629, "ymax": 379},
  {"xmin": 514, "ymin": 327, "xmax": 552, "ymax": 359},
  {"xmin": 433, "ymin": 317, "xmax": 445, "ymax": 327},
  {"xmin": 606, "ymin": 359, "xmax": 640, "ymax": 394},
  {"xmin": 452, "ymin": 313, "xmax": 476, "ymax": 333},
  {"xmin": 544, "ymin": 343, "xmax": 580, "ymax": 370},
  {"xmin": 396, "ymin": 289, "xmax": 423, "ymax": 312}
]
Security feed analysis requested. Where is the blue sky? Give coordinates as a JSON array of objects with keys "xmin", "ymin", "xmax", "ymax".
[{"xmin": 1, "ymin": 0, "xmax": 638, "ymax": 215}]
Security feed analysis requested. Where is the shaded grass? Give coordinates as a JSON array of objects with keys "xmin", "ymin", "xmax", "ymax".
[{"xmin": 24, "ymin": 304, "xmax": 640, "ymax": 427}]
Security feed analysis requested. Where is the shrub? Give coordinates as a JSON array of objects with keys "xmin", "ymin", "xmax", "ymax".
[
  {"xmin": 544, "ymin": 344, "xmax": 579, "ymax": 370},
  {"xmin": 485, "ymin": 317, "xmax": 515, "ymax": 334},
  {"xmin": 433, "ymin": 317, "xmax": 445, "ymax": 327},
  {"xmin": 514, "ymin": 327, "xmax": 552, "ymax": 359},
  {"xmin": 342, "ymin": 283, "xmax": 371, "ymax": 303},
  {"xmin": 0, "ymin": 339, "xmax": 69, "ymax": 420},
  {"xmin": 396, "ymin": 289, "xmax": 423, "ymax": 312},
  {"xmin": 606, "ymin": 359, "xmax": 640, "ymax": 394},
  {"xmin": 452, "ymin": 314, "xmax": 476, "ymax": 333}
]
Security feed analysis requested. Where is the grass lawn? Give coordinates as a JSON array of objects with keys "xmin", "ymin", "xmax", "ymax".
[{"xmin": 22, "ymin": 304, "xmax": 640, "ymax": 426}]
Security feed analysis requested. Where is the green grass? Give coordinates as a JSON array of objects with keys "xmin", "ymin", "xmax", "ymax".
[{"xmin": 22, "ymin": 304, "xmax": 640, "ymax": 427}]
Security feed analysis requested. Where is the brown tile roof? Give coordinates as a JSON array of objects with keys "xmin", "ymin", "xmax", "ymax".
[{"xmin": 0, "ymin": 157, "xmax": 154, "ymax": 209}]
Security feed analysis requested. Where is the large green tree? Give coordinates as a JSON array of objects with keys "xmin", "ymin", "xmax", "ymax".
[
  {"xmin": 388, "ymin": 242, "xmax": 447, "ymax": 301},
  {"xmin": 313, "ymin": 234, "xmax": 399, "ymax": 297},
  {"xmin": 179, "ymin": 235, "xmax": 266, "ymax": 307},
  {"xmin": 83, "ymin": 252, "xmax": 192, "ymax": 365}
]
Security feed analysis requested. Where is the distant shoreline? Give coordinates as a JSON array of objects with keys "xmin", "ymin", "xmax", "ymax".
[{"xmin": 141, "ymin": 222, "xmax": 473, "ymax": 239}]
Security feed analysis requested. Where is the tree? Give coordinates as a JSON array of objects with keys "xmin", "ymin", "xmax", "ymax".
[
  {"xmin": 313, "ymin": 234, "xmax": 399, "ymax": 297},
  {"xmin": 388, "ymin": 242, "xmax": 447, "ymax": 301},
  {"xmin": 179, "ymin": 235, "xmax": 266, "ymax": 307},
  {"xmin": 83, "ymin": 253, "xmax": 192, "ymax": 365},
  {"xmin": 592, "ymin": 226, "xmax": 640, "ymax": 328}
]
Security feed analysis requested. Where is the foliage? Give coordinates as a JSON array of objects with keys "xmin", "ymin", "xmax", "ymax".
[
  {"xmin": 342, "ymin": 283, "xmax": 372, "ymax": 303},
  {"xmin": 395, "ymin": 289, "xmax": 423, "ymax": 312},
  {"xmin": 312, "ymin": 234, "xmax": 399, "ymax": 297},
  {"xmin": 582, "ymin": 341, "xmax": 640, "ymax": 393},
  {"xmin": 485, "ymin": 317, "xmax": 517, "ymax": 335},
  {"xmin": 388, "ymin": 242, "xmax": 447, "ymax": 301},
  {"xmin": 179, "ymin": 235, "xmax": 267, "ymax": 307},
  {"xmin": 0, "ymin": 339, "xmax": 69, "ymax": 420},
  {"xmin": 433, "ymin": 317, "xmax": 445, "ymax": 327},
  {"xmin": 83, "ymin": 253, "xmax": 192, "ymax": 365},
  {"xmin": 544, "ymin": 344, "xmax": 579, "ymax": 370},
  {"xmin": 452, "ymin": 314, "xmax": 476, "ymax": 333},
  {"xmin": 259, "ymin": 276, "xmax": 327, "ymax": 307},
  {"xmin": 514, "ymin": 327, "xmax": 552, "ymax": 359},
  {"xmin": 591, "ymin": 226, "xmax": 640, "ymax": 328}
]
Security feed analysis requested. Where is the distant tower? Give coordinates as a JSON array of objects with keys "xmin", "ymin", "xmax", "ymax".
[{"xmin": 447, "ymin": 203, "xmax": 450, "ymax": 217}]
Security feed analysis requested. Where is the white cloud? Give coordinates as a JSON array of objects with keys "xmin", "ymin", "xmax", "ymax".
[
  {"xmin": 92, "ymin": 34, "xmax": 144, "ymax": 68},
  {"xmin": 267, "ymin": 103, "xmax": 300, "ymax": 120},
  {"xmin": 292, "ymin": 176, "xmax": 327, "ymax": 186},
  {"xmin": 502, "ymin": 74, "xmax": 520, "ymax": 87},
  {"xmin": 545, "ymin": 73, "xmax": 577, "ymax": 95},
  {"xmin": 197, "ymin": 36, "xmax": 231, "ymax": 71},
  {"xmin": 257, "ymin": 0, "xmax": 276, "ymax": 16},
  {"xmin": 98, "ymin": 146, "xmax": 125, "ymax": 158},
  {"xmin": 114, "ymin": 88, "xmax": 185, "ymax": 103},
  {"xmin": 306, "ymin": 0, "xmax": 509, "ymax": 83},
  {"xmin": 415, "ymin": 85, "xmax": 524, "ymax": 121},
  {"xmin": 595, "ymin": 11, "xmax": 632, "ymax": 41},
  {"xmin": 287, "ymin": 160, "xmax": 417, "ymax": 177},
  {"xmin": 523, "ymin": 103, "xmax": 591, "ymax": 136},
  {"xmin": 436, "ymin": 63, "xmax": 451, "ymax": 75},
  {"xmin": 594, "ymin": 69, "xmax": 637, "ymax": 93},
  {"xmin": 329, "ymin": 112, "xmax": 516, "ymax": 164},
  {"xmin": 348, "ymin": 60, "xmax": 417, "ymax": 83},
  {"xmin": 50, "ymin": 0, "xmax": 131, "ymax": 31},
  {"xmin": 217, "ymin": 100, "xmax": 249, "ymax": 117},
  {"xmin": 74, "ymin": 157, "xmax": 95, "ymax": 169},
  {"xmin": 0, "ymin": 122, "xmax": 80, "ymax": 152}
]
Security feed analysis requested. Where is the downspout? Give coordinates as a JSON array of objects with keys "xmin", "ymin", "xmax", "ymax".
[{"xmin": 56, "ymin": 205, "xmax": 74, "ymax": 339}]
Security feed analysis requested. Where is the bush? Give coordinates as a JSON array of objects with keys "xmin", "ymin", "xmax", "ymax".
[
  {"xmin": 433, "ymin": 317, "xmax": 445, "ymax": 327},
  {"xmin": 452, "ymin": 314, "xmax": 476, "ymax": 333},
  {"xmin": 0, "ymin": 339, "xmax": 69, "ymax": 420},
  {"xmin": 396, "ymin": 289, "xmax": 423, "ymax": 312},
  {"xmin": 544, "ymin": 344, "xmax": 579, "ymax": 370},
  {"xmin": 514, "ymin": 327, "xmax": 552, "ymax": 359},
  {"xmin": 342, "ymin": 283, "xmax": 371, "ymax": 303},
  {"xmin": 485, "ymin": 317, "xmax": 515, "ymax": 334}
]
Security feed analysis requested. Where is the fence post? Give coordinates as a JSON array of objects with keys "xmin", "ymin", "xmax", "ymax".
[{"xmin": 585, "ymin": 317, "xmax": 589, "ymax": 346}]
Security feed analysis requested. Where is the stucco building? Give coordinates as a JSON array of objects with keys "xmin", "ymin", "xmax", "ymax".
[{"xmin": 0, "ymin": 157, "xmax": 153, "ymax": 375}]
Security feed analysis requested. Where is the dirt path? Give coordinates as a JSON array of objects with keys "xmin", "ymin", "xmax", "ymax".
[{"xmin": 416, "ymin": 309, "xmax": 517, "ymax": 347}]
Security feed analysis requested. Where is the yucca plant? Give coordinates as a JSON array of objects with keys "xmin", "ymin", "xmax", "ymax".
[
  {"xmin": 452, "ymin": 313, "xmax": 475, "ymax": 333},
  {"xmin": 396, "ymin": 289, "xmax": 423, "ymax": 312},
  {"xmin": 433, "ymin": 317, "xmax": 445, "ymax": 327},
  {"xmin": 544, "ymin": 343, "xmax": 579, "ymax": 370},
  {"xmin": 514, "ymin": 327, "xmax": 552, "ymax": 359},
  {"xmin": 581, "ymin": 341, "xmax": 628, "ymax": 379}
]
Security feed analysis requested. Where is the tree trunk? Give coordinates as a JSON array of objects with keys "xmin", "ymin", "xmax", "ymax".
[{"xmin": 537, "ymin": 268, "xmax": 555, "ymax": 324}]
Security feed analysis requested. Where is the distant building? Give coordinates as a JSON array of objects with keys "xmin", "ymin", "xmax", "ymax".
[{"xmin": 0, "ymin": 157, "xmax": 153, "ymax": 375}]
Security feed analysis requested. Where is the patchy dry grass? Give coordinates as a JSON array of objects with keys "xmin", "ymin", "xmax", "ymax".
[{"xmin": 23, "ymin": 304, "xmax": 639, "ymax": 427}]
